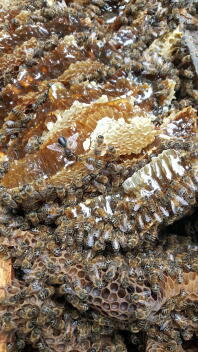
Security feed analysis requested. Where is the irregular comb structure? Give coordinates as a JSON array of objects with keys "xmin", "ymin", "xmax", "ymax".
[{"xmin": 0, "ymin": 0, "xmax": 198, "ymax": 351}]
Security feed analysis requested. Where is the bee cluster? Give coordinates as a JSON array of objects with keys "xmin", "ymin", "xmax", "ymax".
[{"xmin": 0, "ymin": 0, "xmax": 198, "ymax": 351}]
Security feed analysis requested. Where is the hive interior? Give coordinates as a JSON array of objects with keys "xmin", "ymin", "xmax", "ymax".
[{"xmin": 0, "ymin": 0, "xmax": 198, "ymax": 352}]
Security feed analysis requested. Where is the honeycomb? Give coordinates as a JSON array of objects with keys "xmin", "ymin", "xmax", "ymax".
[{"xmin": 0, "ymin": 0, "xmax": 198, "ymax": 351}]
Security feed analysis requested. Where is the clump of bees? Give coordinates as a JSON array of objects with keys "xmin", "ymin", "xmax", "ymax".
[{"xmin": 0, "ymin": 0, "xmax": 198, "ymax": 351}]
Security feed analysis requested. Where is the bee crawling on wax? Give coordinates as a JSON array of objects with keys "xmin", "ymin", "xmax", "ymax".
[{"xmin": 57, "ymin": 136, "xmax": 76, "ymax": 161}]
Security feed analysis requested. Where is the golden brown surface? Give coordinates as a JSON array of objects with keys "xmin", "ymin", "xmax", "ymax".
[{"xmin": 0, "ymin": 1, "xmax": 198, "ymax": 352}]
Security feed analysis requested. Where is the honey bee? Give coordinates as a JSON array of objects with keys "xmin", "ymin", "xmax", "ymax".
[
  {"xmin": 56, "ymin": 186, "xmax": 66, "ymax": 200},
  {"xmin": 67, "ymin": 295, "xmax": 89, "ymax": 312},
  {"xmin": 130, "ymin": 293, "xmax": 144, "ymax": 304},
  {"xmin": 127, "ymin": 232, "xmax": 139, "ymax": 248},
  {"xmin": 38, "ymin": 287, "xmax": 55, "ymax": 300},
  {"xmin": 67, "ymin": 235, "xmax": 74, "ymax": 246},
  {"xmin": 176, "ymin": 269, "xmax": 183, "ymax": 284},
  {"xmin": 30, "ymin": 327, "xmax": 41, "ymax": 344},
  {"xmin": 1, "ymin": 192, "xmax": 18, "ymax": 209},
  {"xmin": 93, "ymin": 239, "xmax": 105, "ymax": 252},
  {"xmin": 135, "ymin": 308, "xmax": 147, "ymax": 320},
  {"xmin": 25, "ymin": 135, "xmax": 41, "ymax": 154},
  {"xmin": 104, "ymin": 261, "xmax": 117, "ymax": 282},
  {"xmin": 16, "ymin": 339, "xmax": 26, "ymax": 350},
  {"xmin": 96, "ymin": 175, "xmax": 108, "ymax": 184},
  {"xmin": 0, "ymin": 244, "xmax": 9, "ymax": 258},
  {"xmin": 95, "ymin": 160, "xmax": 103, "ymax": 169},
  {"xmin": 130, "ymin": 324, "xmax": 141, "ymax": 334},
  {"xmin": 1, "ymin": 312, "xmax": 16, "ymax": 332},
  {"xmin": 76, "ymin": 322, "xmax": 91, "ymax": 342},
  {"xmin": 27, "ymin": 211, "xmax": 40, "ymax": 226}
]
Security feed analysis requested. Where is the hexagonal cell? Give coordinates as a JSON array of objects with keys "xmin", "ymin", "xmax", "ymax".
[
  {"xmin": 59, "ymin": 258, "xmax": 66, "ymax": 265},
  {"xmin": 110, "ymin": 282, "xmax": 118, "ymax": 292},
  {"xmin": 118, "ymin": 288, "xmax": 126, "ymax": 298},
  {"xmin": 111, "ymin": 302, "xmax": 119, "ymax": 310},
  {"xmin": 78, "ymin": 270, "xmax": 85, "ymax": 278},
  {"xmin": 128, "ymin": 304, "xmax": 134, "ymax": 313},
  {"xmin": 69, "ymin": 268, "xmax": 77, "ymax": 275},
  {"xmin": 88, "ymin": 295, "xmax": 93, "ymax": 303},
  {"xmin": 92, "ymin": 288, "xmax": 101, "ymax": 297},
  {"xmin": 101, "ymin": 288, "xmax": 110, "ymax": 299},
  {"xmin": 120, "ymin": 302, "xmax": 128, "ymax": 311},
  {"xmin": 103, "ymin": 302, "xmax": 110, "ymax": 310},
  {"xmin": 120, "ymin": 313, "xmax": 128, "ymax": 320},
  {"xmin": 110, "ymin": 311, "xmax": 118, "ymax": 317},
  {"xmin": 94, "ymin": 297, "xmax": 102, "ymax": 305},
  {"xmin": 136, "ymin": 286, "xmax": 142, "ymax": 293},
  {"xmin": 127, "ymin": 286, "xmax": 135, "ymax": 294},
  {"xmin": 80, "ymin": 279, "xmax": 86, "ymax": 287},
  {"xmin": 108, "ymin": 293, "xmax": 117, "ymax": 302},
  {"xmin": 85, "ymin": 284, "xmax": 92, "ymax": 293},
  {"xmin": 76, "ymin": 264, "xmax": 83, "ymax": 269}
]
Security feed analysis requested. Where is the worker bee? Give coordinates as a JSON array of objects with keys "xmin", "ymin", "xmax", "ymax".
[
  {"xmin": 0, "ymin": 244, "xmax": 9, "ymax": 258},
  {"xmin": 55, "ymin": 186, "xmax": 66, "ymax": 200},
  {"xmin": 30, "ymin": 327, "xmax": 41, "ymax": 344},
  {"xmin": 27, "ymin": 211, "xmax": 40, "ymax": 226},
  {"xmin": 1, "ymin": 192, "xmax": 18, "ymax": 209},
  {"xmin": 103, "ymin": 261, "xmax": 117, "ymax": 282},
  {"xmin": 127, "ymin": 235, "xmax": 139, "ymax": 248},
  {"xmin": 24, "ymin": 135, "xmax": 41, "ymax": 154},
  {"xmin": 130, "ymin": 324, "xmax": 141, "ymax": 334},
  {"xmin": 135, "ymin": 308, "xmax": 147, "ymax": 320},
  {"xmin": 38, "ymin": 287, "xmax": 55, "ymax": 300},
  {"xmin": 130, "ymin": 293, "xmax": 144, "ymax": 304},
  {"xmin": 176, "ymin": 269, "xmax": 183, "ymax": 284},
  {"xmin": 95, "ymin": 160, "xmax": 103, "ymax": 169},
  {"xmin": 67, "ymin": 295, "xmax": 89, "ymax": 312},
  {"xmin": 76, "ymin": 230, "xmax": 84, "ymax": 245}
]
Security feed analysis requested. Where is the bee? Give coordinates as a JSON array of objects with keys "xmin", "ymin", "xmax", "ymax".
[
  {"xmin": 167, "ymin": 341, "xmax": 177, "ymax": 351},
  {"xmin": 93, "ymin": 239, "xmax": 105, "ymax": 252},
  {"xmin": 89, "ymin": 342, "xmax": 100, "ymax": 352},
  {"xmin": 21, "ymin": 258, "xmax": 32, "ymax": 270},
  {"xmin": 96, "ymin": 174, "xmax": 109, "ymax": 184},
  {"xmin": 87, "ymin": 265, "xmax": 104, "ymax": 288},
  {"xmin": 38, "ymin": 287, "xmax": 55, "ymax": 300},
  {"xmin": 135, "ymin": 308, "xmax": 147, "ymax": 320},
  {"xmin": 95, "ymin": 160, "xmax": 103, "ymax": 169},
  {"xmin": 56, "ymin": 186, "xmax": 66, "ymax": 200},
  {"xmin": 130, "ymin": 293, "xmax": 144, "ymax": 304},
  {"xmin": 67, "ymin": 295, "xmax": 89, "ymax": 312},
  {"xmin": 30, "ymin": 328, "xmax": 41, "ymax": 344},
  {"xmin": 16, "ymin": 339, "xmax": 26, "ymax": 350},
  {"xmin": 92, "ymin": 180, "xmax": 106, "ymax": 194},
  {"xmin": 86, "ymin": 157, "xmax": 95, "ymax": 166},
  {"xmin": 67, "ymin": 235, "xmax": 74, "ymax": 246},
  {"xmin": 1, "ymin": 312, "xmax": 16, "ymax": 332},
  {"xmin": 27, "ymin": 211, "xmax": 40, "ymax": 225},
  {"xmin": 149, "ymin": 272, "xmax": 160, "ymax": 292},
  {"xmin": 181, "ymin": 328, "xmax": 193, "ymax": 341},
  {"xmin": 77, "ymin": 322, "xmax": 91, "ymax": 342},
  {"xmin": 176, "ymin": 269, "xmax": 183, "ymax": 284},
  {"xmin": 0, "ymin": 244, "xmax": 9, "ymax": 258},
  {"xmin": 24, "ymin": 135, "xmax": 41, "ymax": 153},
  {"xmin": 103, "ymin": 261, "xmax": 117, "ymax": 282},
  {"xmin": 127, "ymin": 235, "xmax": 139, "ymax": 248},
  {"xmin": 35, "ymin": 342, "xmax": 47, "ymax": 351},
  {"xmin": 130, "ymin": 324, "xmax": 141, "ymax": 334},
  {"xmin": 73, "ymin": 282, "xmax": 88, "ymax": 301},
  {"xmin": 76, "ymin": 229, "xmax": 84, "ymax": 245},
  {"xmin": 93, "ymin": 207, "xmax": 107, "ymax": 219},
  {"xmin": 1, "ymin": 192, "xmax": 18, "ymax": 209}
]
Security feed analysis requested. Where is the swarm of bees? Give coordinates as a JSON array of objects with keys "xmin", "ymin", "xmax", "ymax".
[{"xmin": 0, "ymin": 0, "xmax": 198, "ymax": 351}]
